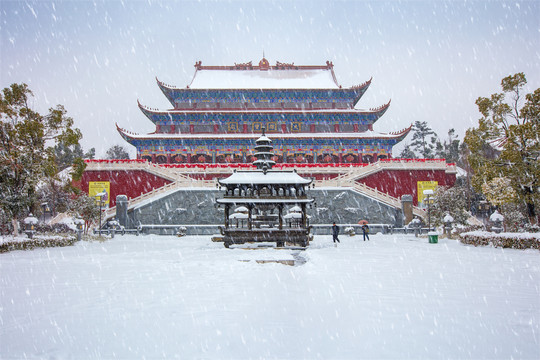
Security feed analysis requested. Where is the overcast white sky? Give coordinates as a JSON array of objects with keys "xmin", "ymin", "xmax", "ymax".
[{"xmin": 1, "ymin": 0, "xmax": 539, "ymax": 157}]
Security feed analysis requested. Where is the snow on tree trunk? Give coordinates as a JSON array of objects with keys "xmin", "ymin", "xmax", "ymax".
[{"xmin": 12, "ymin": 217, "xmax": 19, "ymax": 237}]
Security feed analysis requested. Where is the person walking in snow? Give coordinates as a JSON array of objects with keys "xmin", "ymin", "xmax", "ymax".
[
  {"xmin": 361, "ymin": 224, "xmax": 370, "ymax": 241},
  {"xmin": 332, "ymin": 222, "xmax": 340, "ymax": 243}
]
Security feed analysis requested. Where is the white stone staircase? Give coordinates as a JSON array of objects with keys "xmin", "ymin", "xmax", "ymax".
[
  {"xmin": 103, "ymin": 175, "xmax": 215, "ymax": 221},
  {"xmin": 95, "ymin": 160, "xmax": 446, "ymax": 223},
  {"xmin": 314, "ymin": 178, "xmax": 425, "ymax": 219}
]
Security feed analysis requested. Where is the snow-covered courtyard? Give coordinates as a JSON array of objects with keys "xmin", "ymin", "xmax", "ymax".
[{"xmin": 1, "ymin": 234, "xmax": 539, "ymax": 359}]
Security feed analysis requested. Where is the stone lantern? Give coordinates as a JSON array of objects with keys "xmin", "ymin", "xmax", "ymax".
[
  {"xmin": 490, "ymin": 210, "xmax": 504, "ymax": 233},
  {"xmin": 443, "ymin": 213, "xmax": 454, "ymax": 238},
  {"xmin": 410, "ymin": 216, "xmax": 422, "ymax": 237},
  {"xmin": 23, "ymin": 213, "xmax": 39, "ymax": 239},
  {"xmin": 108, "ymin": 218, "xmax": 119, "ymax": 238},
  {"xmin": 73, "ymin": 216, "xmax": 85, "ymax": 241}
]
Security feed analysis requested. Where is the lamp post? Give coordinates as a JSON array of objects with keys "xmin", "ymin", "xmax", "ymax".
[
  {"xmin": 478, "ymin": 201, "xmax": 490, "ymax": 225},
  {"xmin": 40, "ymin": 203, "xmax": 50, "ymax": 222},
  {"xmin": 423, "ymin": 189, "xmax": 434, "ymax": 231}
]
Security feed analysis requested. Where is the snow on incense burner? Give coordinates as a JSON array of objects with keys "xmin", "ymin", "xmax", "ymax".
[{"xmin": 216, "ymin": 128, "xmax": 314, "ymax": 248}]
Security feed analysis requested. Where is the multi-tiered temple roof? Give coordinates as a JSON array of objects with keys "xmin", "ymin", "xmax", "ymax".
[{"xmin": 117, "ymin": 58, "xmax": 411, "ymax": 164}]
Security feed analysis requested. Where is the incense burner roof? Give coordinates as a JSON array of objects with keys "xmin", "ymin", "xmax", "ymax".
[{"xmin": 218, "ymin": 170, "xmax": 312, "ymax": 186}]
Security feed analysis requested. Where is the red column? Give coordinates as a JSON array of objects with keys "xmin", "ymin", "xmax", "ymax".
[
  {"xmin": 334, "ymin": 124, "xmax": 340, "ymax": 133},
  {"xmin": 310, "ymin": 124, "xmax": 316, "ymax": 133},
  {"xmin": 281, "ymin": 124, "xmax": 287, "ymax": 133},
  {"xmin": 338, "ymin": 153, "xmax": 343, "ymax": 163},
  {"xmin": 151, "ymin": 154, "xmax": 156, "ymax": 163},
  {"xmin": 189, "ymin": 124, "xmax": 194, "ymax": 133},
  {"xmin": 214, "ymin": 124, "xmax": 219, "ymax": 133},
  {"xmin": 353, "ymin": 124, "xmax": 359, "ymax": 132},
  {"xmin": 170, "ymin": 125, "xmax": 175, "ymax": 134},
  {"xmin": 243, "ymin": 124, "xmax": 248, "ymax": 133},
  {"xmin": 167, "ymin": 154, "xmax": 171, "ymax": 164}
]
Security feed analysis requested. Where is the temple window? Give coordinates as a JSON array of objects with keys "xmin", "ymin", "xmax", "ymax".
[
  {"xmin": 267, "ymin": 122, "xmax": 278, "ymax": 132},
  {"xmin": 283, "ymin": 102, "xmax": 302, "ymax": 109},
  {"xmin": 193, "ymin": 124, "xmax": 214, "ymax": 133},
  {"xmin": 314, "ymin": 124, "xmax": 332, "ymax": 133},
  {"xmin": 291, "ymin": 122, "xmax": 302, "ymax": 132},
  {"xmin": 175, "ymin": 124, "xmax": 189, "ymax": 133}
]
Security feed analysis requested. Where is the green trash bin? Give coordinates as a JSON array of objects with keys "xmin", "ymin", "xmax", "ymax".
[{"xmin": 428, "ymin": 231, "xmax": 439, "ymax": 244}]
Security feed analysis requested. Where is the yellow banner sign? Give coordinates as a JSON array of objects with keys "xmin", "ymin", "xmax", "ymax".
[
  {"xmin": 417, "ymin": 181, "xmax": 438, "ymax": 204},
  {"xmin": 89, "ymin": 181, "xmax": 110, "ymax": 206}
]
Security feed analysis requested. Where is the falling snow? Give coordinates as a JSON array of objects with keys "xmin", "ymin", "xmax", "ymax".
[{"xmin": 1, "ymin": 1, "xmax": 538, "ymax": 157}]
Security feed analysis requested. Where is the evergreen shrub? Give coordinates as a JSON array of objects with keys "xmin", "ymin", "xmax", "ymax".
[
  {"xmin": 459, "ymin": 231, "xmax": 540, "ymax": 250},
  {"xmin": 0, "ymin": 235, "xmax": 76, "ymax": 253}
]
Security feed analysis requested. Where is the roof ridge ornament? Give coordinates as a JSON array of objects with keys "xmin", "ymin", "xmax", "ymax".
[
  {"xmin": 259, "ymin": 57, "xmax": 270, "ymax": 71},
  {"xmin": 276, "ymin": 61, "xmax": 295, "ymax": 69},
  {"xmin": 234, "ymin": 61, "xmax": 253, "ymax": 69},
  {"xmin": 369, "ymin": 99, "xmax": 391, "ymax": 112},
  {"xmin": 351, "ymin": 77, "xmax": 373, "ymax": 90}
]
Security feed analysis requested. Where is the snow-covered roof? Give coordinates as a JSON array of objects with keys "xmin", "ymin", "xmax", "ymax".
[
  {"xmin": 229, "ymin": 213, "xmax": 248, "ymax": 219},
  {"xmin": 24, "ymin": 215, "xmax": 38, "ymax": 225},
  {"xmin": 284, "ymin": 212, "xmax": 303, "ymax": 219},
  {"xmin": 490, "ymin": 210, "xmax": 504, "ymax": 222},
  {"xmin": 456, "ymin": 166, "xmax": 467, "ymax": 178},
  {"xmin": 257, "ymin": 135, "xmax": 272, "ymax": 143},
  {"xmin": 189, "ymin": 68, "xmax": 339, "ymax": 89},
  {"xmin": 142, "ymin": 108, "xmax": 379, "ymax": 115},
  {"xmin": 218, "ymin": 170, "xmax": 312, "ymax": 185},
  {"xmin": 119, "ymin": 130, "xmax": 406, "ymax": 141}
]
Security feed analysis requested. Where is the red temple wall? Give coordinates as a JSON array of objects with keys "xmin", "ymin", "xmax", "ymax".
[
  {"xmin": 357, "ymin": 169, "xmax": 456, "ymax": 206},
  {"xmin": 79, "ymin": 170, "xmax": 172, "ymax": 207},
  {"xmin": 77, "ymin": 167, "xmax": 455, "ymax": 208}
]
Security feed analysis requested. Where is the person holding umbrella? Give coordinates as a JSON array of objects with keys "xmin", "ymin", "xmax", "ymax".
[{"xmin": 359, "ymin": 220, "xmax": 370, "ymax": 241}]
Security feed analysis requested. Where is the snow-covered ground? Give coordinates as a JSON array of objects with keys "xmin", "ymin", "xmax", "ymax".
[{"xmin": 1, "ymin": 234, "xmax": 539, "ymax": 359}]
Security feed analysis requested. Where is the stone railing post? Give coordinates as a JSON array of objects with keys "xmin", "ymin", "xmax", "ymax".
[{"xmin": 401, "ymin": 195, "xmax": 413, "ymax": 225}]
